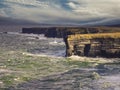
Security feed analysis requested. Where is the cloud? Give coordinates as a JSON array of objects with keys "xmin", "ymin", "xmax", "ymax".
[
  {"xmin": 67, "ymin": 2, "xmax": 77, "ymax": 9},
  {"xmin": 0, "ymin": 0, "xmax": 120, "ymax": 25}
]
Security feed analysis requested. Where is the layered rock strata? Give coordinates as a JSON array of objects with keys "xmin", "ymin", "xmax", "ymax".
[{"xmin": 65, "ymin": 33, "xmax": 120, "ymax": 57}]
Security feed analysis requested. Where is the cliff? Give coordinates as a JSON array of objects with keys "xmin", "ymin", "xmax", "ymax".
[
  {"xmin": 22, "ymin": 27, "xmax": 120, "ymax": 38},
  {"xmin": 65, "ymin": 33, "xmax": 120, "ymax": 57},
  {"xmin": 22, "ymin": 26, "xmax": 120, "ymax": 57}
]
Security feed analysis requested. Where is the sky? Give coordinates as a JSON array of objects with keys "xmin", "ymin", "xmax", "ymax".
[{"xmin": 0, "ymin": 0, "xmax": 120, "ymax": 25}]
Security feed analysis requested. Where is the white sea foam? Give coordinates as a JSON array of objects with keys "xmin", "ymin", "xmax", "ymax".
[{"xmin": 68, "ymin": 55, "xmax": 115, "ymax": 63}]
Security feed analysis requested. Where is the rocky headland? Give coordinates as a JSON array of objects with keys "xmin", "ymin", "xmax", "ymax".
[
  {"xmin": 22, "ymin": 27, "xmax": 120, "ymax": 58},
  {"xmin": 65, "ymin": 33, "xmax": 120, "ymax": 57}
]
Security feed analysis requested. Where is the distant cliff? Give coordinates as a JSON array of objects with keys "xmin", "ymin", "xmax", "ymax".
[{"xmin": 22, "ymin": 27, "xmax": 120, "ymax": 38}]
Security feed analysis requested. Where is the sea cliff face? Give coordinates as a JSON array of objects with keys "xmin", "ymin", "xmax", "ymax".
[{"xmin": 65, "ymin": 33, "xmax": 120, "ymax": 57}]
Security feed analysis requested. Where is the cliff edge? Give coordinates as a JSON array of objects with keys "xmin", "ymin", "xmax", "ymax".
[{"xmin": 65, "ymin": 33, "xmax": 120, "ymax": 57}]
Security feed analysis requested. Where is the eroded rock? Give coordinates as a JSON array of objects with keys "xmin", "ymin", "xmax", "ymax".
[{"xmin": 65, "ymin": 33, "xmax": 120, "ymax": 58}]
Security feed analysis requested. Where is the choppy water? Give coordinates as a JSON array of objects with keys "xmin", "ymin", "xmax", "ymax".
[
  {"xmin": 0, "ymin": 32, "xmax": 66, "ymax": 57},
  {"xmin": 27, "ymin": 35, "xmax": 66, "ymax": 57},
  {"xmin": 0, "ymin": 32, "xmax": 120, "ymax": 90}
]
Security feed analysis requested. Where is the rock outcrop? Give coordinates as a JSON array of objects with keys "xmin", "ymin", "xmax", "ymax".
[{"xmin": 65, "ymin": 33, "xmax": 120, "ymax": 57}]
